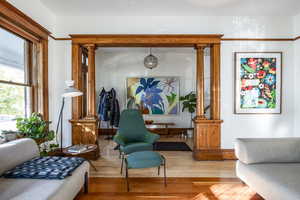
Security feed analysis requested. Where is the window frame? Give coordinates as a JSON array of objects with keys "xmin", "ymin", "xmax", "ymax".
[
  {"xmin": 0, "ymin": 27, "xmax": 33, "ymax": 121},
  {"xmin": 0, "ymin": 1, "xmax": 51, "ymax": 121}
]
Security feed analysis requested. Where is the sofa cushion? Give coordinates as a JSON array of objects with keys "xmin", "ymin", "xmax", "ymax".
[
  {"xmin": 3, "ymin": 156, "xmax": 85, "ymax": 179},
  {"xmin": 235, "ymin": 138, "xmax": 300, "ymax": 164},
  {"xmin": 236, "ymin": 161, "xmax": 300, "ymax": 200},
  {"xmin": 0, "ymin": 138, "xmax": 39, "ymax": 175},
  {"xmin": 0, "ymin": 161, "xmax": 89, "ymax": 200}
]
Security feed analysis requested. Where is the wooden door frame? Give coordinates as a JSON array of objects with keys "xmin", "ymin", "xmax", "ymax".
[{"xmin": 70, "ymin": 34, "xmax": 232, "ymax": 160}]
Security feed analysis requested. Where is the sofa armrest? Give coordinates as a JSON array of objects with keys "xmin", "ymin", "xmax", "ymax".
[
  {"xmin": 0, "ymin": 138, "xmax": 39, "ymax": 175},
  {"xmin": 235, "ymin": 138, "xmax": 300, "ymax": 164}
]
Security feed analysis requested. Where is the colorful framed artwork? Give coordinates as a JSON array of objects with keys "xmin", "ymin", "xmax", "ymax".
[
  {"xmin": 126, "ymin": 77, "xmax": 180, "ymax": 115},
  {"xmin": 234, "ymin": 52, "xmax": 282, "ymax": 114}
]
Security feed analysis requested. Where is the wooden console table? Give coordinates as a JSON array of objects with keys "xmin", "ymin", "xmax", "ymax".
[{"xmin": 145, "ymin": 122, "xmax": 175, "ymax": 135}]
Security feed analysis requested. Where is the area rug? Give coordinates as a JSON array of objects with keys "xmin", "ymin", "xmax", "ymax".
[{"xmin": 153, "ymin": 142, "xmax": 192, "ymax": 151}]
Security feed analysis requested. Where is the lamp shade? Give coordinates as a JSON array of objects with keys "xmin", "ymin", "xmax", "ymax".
[
  {"xmin": 62, "ymin": 80, "xmax": 83, "ymax": 97},
  {"xmin": 144, "ymin": 48, "xmax": 158, "ymax": 69}
]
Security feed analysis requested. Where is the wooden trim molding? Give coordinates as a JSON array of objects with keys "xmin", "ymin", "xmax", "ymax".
[
  {"xmin": 49, "ymin": 35, "xmax": 71, "ymax": 41},
  {"xmin": 194, "ymin": 149, "xmax": 237, "ymax": 160},
  {"xmin": 52, "ymin": 35, "xmax": 300, "ymax": 42},
  {"xmin": 222, "ymin": 36, "xmax": 300, "ymax": 41},
  {"xmin": 222, "ymin": 38, "xmax": 294, "ymax": 41},
  {"xmin": 70, "ymin": 34, "xmax": 223, "ymax": 47},
  {"xmin": 0, "ymin": 1, "xmax": 51, "ymax": 40},
  {"xmin": 221, "ymin": 149, "xmax": 237, "ymax": 160}
]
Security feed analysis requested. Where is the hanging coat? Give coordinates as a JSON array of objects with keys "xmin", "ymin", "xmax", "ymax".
[{"xmin": 97, "ymin": 88, "xmax": 120, "ymax": 127}]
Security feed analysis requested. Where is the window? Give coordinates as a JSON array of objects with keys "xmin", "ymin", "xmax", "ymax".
[{"xmin": 0, "ymin": 27, "xmax": 32, "ymax": 132}]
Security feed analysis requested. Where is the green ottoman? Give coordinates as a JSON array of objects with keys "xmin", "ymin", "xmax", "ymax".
[{"xmin": 125, "ymin": 151, "xmax": 166, "ymax": 191}]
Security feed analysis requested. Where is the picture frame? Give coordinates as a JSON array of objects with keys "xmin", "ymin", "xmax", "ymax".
[
  {"xmin": 234, "ymin": 52, "xmax": 282, "ymax": 114},
  {"xmin": 126, "ymin": 77, "xmax": 180, "ymax": 115}
]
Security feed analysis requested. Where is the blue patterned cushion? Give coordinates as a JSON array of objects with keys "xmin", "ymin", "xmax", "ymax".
[{"xmin": 2, "ymin": 156, "xmax": 85, "ymax": 180}]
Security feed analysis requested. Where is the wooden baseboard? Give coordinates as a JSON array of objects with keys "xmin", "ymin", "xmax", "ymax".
[
  {"xmin": 221, "ymin": 149, "xmax": 237, "ymax": 160},
  {"xmin": 193, "ymin": 149, "xmax": 236, "ymax": 161}
]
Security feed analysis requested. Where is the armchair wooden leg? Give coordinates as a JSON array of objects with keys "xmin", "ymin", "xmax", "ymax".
[
  {"xmin": 125, "ymin": 159, "xmax": 130, "ymax": 192},
  {"xmin": 84, "ymin": 172, "xmax": 89, "ymax": 194},
  {"xmin": 158, "ymin": 166, "xmax": 160, "ymax": 176},
  {"xmin": 162, "ymin": 156, "xmax": 167, "ymax": 187},
  {"xmin": 121, "ymin": 153, "xmax": 124, "ymax": 174}
]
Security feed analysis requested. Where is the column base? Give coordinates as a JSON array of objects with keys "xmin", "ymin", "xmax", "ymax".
[
  {"xmin": 193, "ymin": 119, "xmax": 223, "ymax": 161},
  {"xmin": 193, "ymin": 149, "xmax": 223, "ymax": 161}
]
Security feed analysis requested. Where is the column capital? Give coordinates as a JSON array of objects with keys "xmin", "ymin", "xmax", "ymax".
[
  {"xmin": 84, "ymin": 43, "xmax": 96, "ymax": 49},
  {"xmin": 194, "ymin": 44, "xmax": 208, "ymax": 50}
]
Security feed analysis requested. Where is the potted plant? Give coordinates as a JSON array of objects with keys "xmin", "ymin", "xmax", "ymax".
[
  {"xmin": 180, "ymin": 92, "xmax": 210, "ymax": 137},
  {"xmin": 180, "ymin": 92, "xmax": 197, "ymax": 129},
  {"xmin": 1, "ymin": 130, "xmax": 18, "ymax": 142},
  {"xmin": 16, "ymin": 113, "xmax": 58, "ymax": 155}
]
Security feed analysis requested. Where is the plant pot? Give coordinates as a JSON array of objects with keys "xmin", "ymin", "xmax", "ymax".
[
  {"xmin": 187, "ymin": 129, "xmax": 193, "ymax": 138},
  {"xmin": 4, "ymin": 133, "xmax": 17, "ymax": 141}
]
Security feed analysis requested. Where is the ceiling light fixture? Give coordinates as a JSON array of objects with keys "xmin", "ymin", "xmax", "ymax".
[{"xmin": 144, "ymin": 48, "xmax": 158, "ymax": 69}]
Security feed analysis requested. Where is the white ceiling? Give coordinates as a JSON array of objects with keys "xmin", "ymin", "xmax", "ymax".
[{"xmin": 40, "ymin": 0, "xmax": 300, "ymax": 16}]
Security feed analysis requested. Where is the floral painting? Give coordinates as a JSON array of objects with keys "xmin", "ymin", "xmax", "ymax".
[
  {"xmin": 235, "ymin": 52, "xmax": 282, "ymax": 114},
  {"xmin": 127, "ymin": 77, "xmax": 179, "ymax": 115}
]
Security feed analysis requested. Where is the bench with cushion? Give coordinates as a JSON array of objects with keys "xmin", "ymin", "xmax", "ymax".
[
  {"xmin": 0, "ymin": 138, "xmax": 90, "ymax": 200},
  {"xmin": 235, "ymin": 138, "xmax": 300, "ymax": 200}
]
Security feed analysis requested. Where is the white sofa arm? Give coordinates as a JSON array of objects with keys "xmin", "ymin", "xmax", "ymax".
[
  {"xmin": 235, "ymin": 138, "xmax": 300, "ymax": 164},
  {"xmin": 0, "ymin": 138, "xmax": 39, "ymax": 175}
]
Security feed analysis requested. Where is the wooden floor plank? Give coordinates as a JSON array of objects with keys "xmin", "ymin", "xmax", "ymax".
[
  {"xmin": 93, "ymin": 136, "xmax": 236, "ymax": 178},
  {"xmin": 77, "ymin": 178, "xmax": 264, "ymax": 200}
]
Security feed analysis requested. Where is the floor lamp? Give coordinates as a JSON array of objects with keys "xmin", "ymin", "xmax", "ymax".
[{"xmin": 56, "ymin": 80, "xmax": 83, "ymax": 152}]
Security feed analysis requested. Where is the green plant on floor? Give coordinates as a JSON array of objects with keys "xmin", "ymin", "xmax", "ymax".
[
  {"xmin": 180, "ymin": 92, "xmax": 210, "ymax": 127},
  {"xmin": 180, "ymin": 92, "xmax": 197, "ymax": 128},
  {"xmin": 16, "ymin": 113, "xmax": 58, "ymax": 155}
]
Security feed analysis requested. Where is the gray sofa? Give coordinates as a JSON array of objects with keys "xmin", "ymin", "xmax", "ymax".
[
  {"xmin": 0, "ymin": 138, "xmax": 90, "ymax": 200},
  {"xmin": 235, "ymin": 138, "xmax": 300, "ymax": 200}
]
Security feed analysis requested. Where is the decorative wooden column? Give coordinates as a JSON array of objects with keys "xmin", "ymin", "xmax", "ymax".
[
  {"xmin": 70, "ymin": 43, "xmax": 99, "ymax": 159},
  {"xmin": 195, "ymin": 45, "xmax": 206, "ymax": 119},
  {"xmin": 193, "ymin": 43, "xmax": 223, "ymax": 161},
  {"xmin": 210, "ymin": 44, "xmax": 221, "ymax": 120},
  {"xmin": 86, "ymin": 44, "xmax": 97, "ymax": 119},
  {"xmin": 71, "ymin": 43, "xmax": 83, "ymax": 119}
]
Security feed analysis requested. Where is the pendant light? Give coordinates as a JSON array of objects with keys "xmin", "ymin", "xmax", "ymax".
[{"xmin": 144, "ymin": 48, "xmax": 158, "ymax": 69}]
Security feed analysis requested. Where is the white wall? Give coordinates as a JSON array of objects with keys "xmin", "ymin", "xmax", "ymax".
[
  {"xmin": 5, "ymin": 0, "xmax": 299, "ymax": 148},
  {"xmin": 222, "ymin": 41, "xmax": 295, "ymax": 148},
  {"xmin": 49, "ymin": 41, "xmax": 72, "ymax": 147},
  {"xmin": 8, "ymin": 0, "xmax": 56, "ymax": 32},
  {"xmin": 95, "ymin": 48, "xmax": 211, "ymax": 128},
  {"xmin": 55, "ymin": 16, "xmax": 294, "ymax": 38},
  {"xmin": 294, "ymin": 14, "xmax": 300, "ymax": 136}
]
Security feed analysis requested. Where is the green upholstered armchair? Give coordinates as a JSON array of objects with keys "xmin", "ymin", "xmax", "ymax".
[{"xmin": 113, "ymin": 109, "xmax": 160, "ymax": 173}]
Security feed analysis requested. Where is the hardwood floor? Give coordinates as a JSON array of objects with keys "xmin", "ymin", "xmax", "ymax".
[
  {"xmin": 91, "ymin": 136, "xmax": 236, "ymax": 178},
  {"xmin": 76, "ymin": 177, "xmax": 264, "ymax": 200},
  {"xmin": 79, "ymin": 136, "xmax": 258, "ymax": 199}
]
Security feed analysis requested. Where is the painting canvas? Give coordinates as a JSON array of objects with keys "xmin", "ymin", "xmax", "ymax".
[
  {"xmin": 235, "ymin": 52, "xmax": 282, "ymax": 114},
  {"xmin": 127, "ymin": 77, "xmax": 180, "ymax": 115}
]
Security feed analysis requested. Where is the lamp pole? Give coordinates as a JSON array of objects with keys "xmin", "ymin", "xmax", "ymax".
[{"xmin": 56, "ymin": 97, "xmax": 65, "ymax": 152}]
